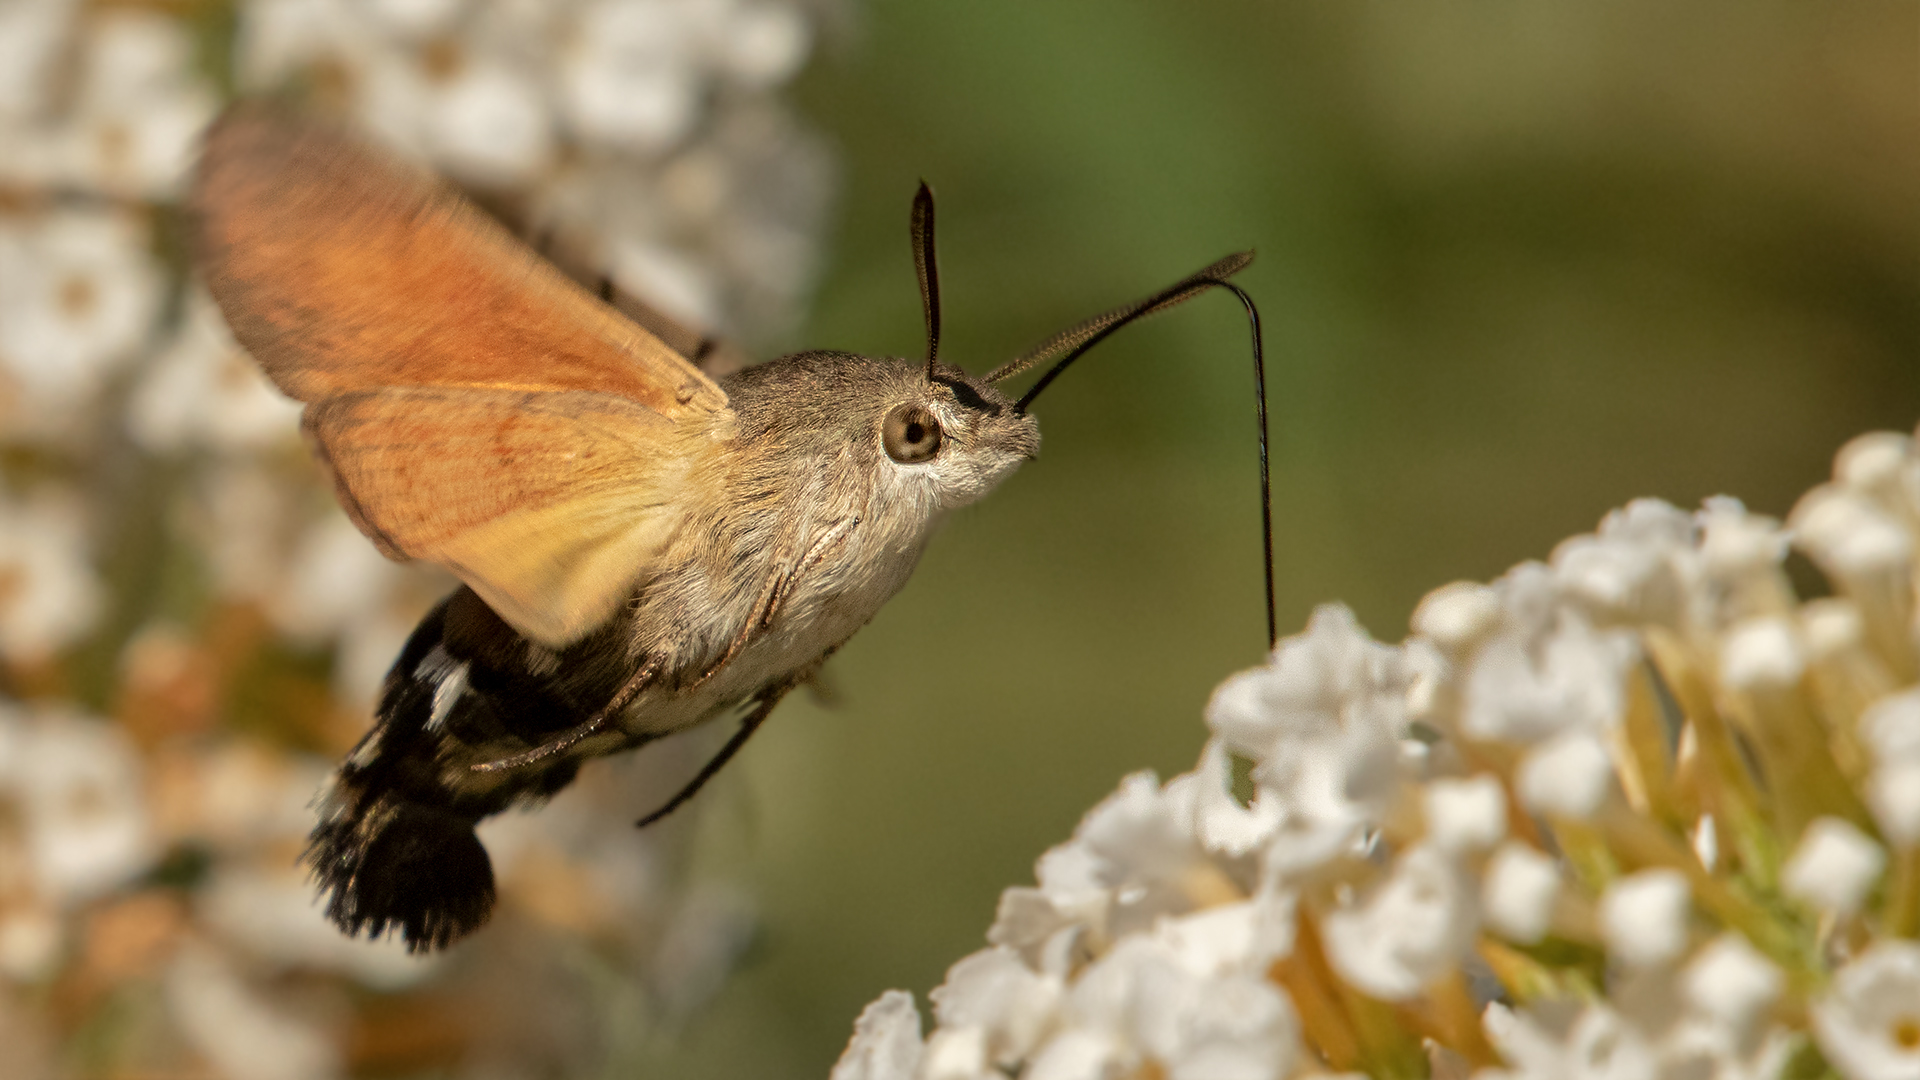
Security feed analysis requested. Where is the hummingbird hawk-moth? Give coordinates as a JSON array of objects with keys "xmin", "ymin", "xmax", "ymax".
[{"xmin": 190, "ymin": 104, "xmax": 1265, "ymax": 952}]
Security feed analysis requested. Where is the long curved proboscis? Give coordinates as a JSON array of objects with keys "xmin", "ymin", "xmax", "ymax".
[
  {"xmin": 982, "ymin": 250, "xmax": 1252, "ymax": 394},
  {"xmin": 988, "ymin": 251, "xmax": 1276, "ymax": 649},
  {"xmin": 910, "ymin": 182, "xmax": 942, "ymax": 379}
]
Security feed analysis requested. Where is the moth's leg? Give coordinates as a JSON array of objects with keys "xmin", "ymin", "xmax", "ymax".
[
  {"xmin": 683, "ymin": 516, "xmax": 861, "ymax": 693},
  {"xmin": 469, "ymin": 655, "xmax": 662, "ymax": 773},
  {"xmin": 635, "ymin": 678, "xmax": 799, "ymax": 828}
]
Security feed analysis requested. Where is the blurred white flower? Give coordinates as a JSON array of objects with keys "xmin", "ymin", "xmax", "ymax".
[
  {"xmin": 1482, "ymin": 841, "xmax": 1561, "ymax": 944},
  {"xmin": 166, "ymin": 942, "xmax": 342, "ymax": 1080},
  {"xmin": 0, "ymin": 491, "xmax": 101, "ymax": 664},
  {"xmin": 61, "ymin": 11, "xmax": 220, "ymax": 198},
  {"xmin": 1481, "ymin": 1001, "xmax": 1660, "ymax": 1080},
  {"xmin": 929, "ymin": 947, "xmax": 1063, "ymax": 1068},
  {"xmin": 1680, "ymin": 934, "xmax": 1782, "ymax": 1048},
  {"xmin": 1460, "ymin": 565, "xmax": 1637, "ymax": 745},
  {"xmin": 1550, "ymin": 498, "xmax": 1693, "ymax": 628},
  {"xmin": 1599, "ymin": 869, "xmax": 1691, "ymax": 969},
  {"xmin": 0, "ymin": 705, "xmax": 156, "ymax": 907},
  {"xmin": 1782, "ymin": 817, "xmax": 1885, "ymax": 918},
  {"xmin": 0, "ymin": 0, "xmax": 73, "ymax": 122},
  {"xmin": 0, "ymin": 208, "xmax": 162, "ymax": 431},
  {"xmin": 1058, "ymin": 935, "xmax": 1297, "ymax": 1080},
  {"xmin": 1424, "ymin": 774, "xmax": 1508, "ymax": 854},
  {"xmin": 829, "ymin": 990, "xmax": 923, "ymax": 1080},
  {"xmin": 1514, "ymin": 729, "xmax": 1616, "ymax": 819},
  {"xmin": 1321, "ymin": 842, "xmax": 1476, "ymax": 1000},
  {"xmin": 1812, "ymin": 940, "xmax": 1920, "ymax": 1080},
  {"xmin": 1206, "ymin": 604, "xmax": 1412, "ymax": 840},
  {"xmin": 560, "ymin": 0, "xmax": 702, "ymax": 150},
  {"xmin": 127, "ymin": 289, "xmax": 304, "ymax": 453}
]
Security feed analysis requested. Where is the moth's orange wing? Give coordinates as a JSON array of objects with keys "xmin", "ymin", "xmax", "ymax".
[
  {"xmin": 307, "ymin": 389, "xmax": 702, "ymax": 647},
  {"xmin": 193, "ymin": 104, "xmax": 727, "ymax": 414},
  {"xmin": 192, "ymin": 105, "xmax": 734, "ymax": 646}
]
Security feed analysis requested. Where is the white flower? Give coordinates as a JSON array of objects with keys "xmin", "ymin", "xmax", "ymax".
[
  {"xmin": 1551, "ymin": 498, "xmax": 1693, "ymax": 627},
  {"xmin": 1680, "ymin": 934, "xmax": 1782, "ymax": 1046},
  {"xmin": 1190, "ymin": 738, "xmax": 1284, "ymax": 857},
  {"xmin": 921, "ymin": 1027, "xmax": 996, "ymax": 1080},
  {"xmin": 267, "ymin": 515, "xmax": 407, "ymax": 644},
  {"xmin": 1206, "ymin": 604, "xmax": 1412, "ymax": 834},
  {"xmin": 0, "ymin": 491, "xmax": 101, "ymax": 663},
  {"xmin": 1461, "ymin": 564, "xmax": 1636, "ymax": 745},
  {"xmin": 830, "ymin": 991, "xmax": 923, "ymax": 1080},
  {"xmin": 1480, "ymin": 1000, "xmax": 1659, "ymax": 1080},
  {"xmin": 716, "ymin": 2, "xmax": 811, "ymax": 87},
  {"xmin": 1412, "ymin": 581, "xmax": 1502, "ymax": 653},
  {"xmin": 0, "ymin": 209, "xmax": 161, "ymax": 428},
  {"xmin": 127, "ymin": 289, "xmax": 303, "ymax": 453},
  {"xmin": 0, "ymin": 705, "xmax": 156, "ymax": 905},
  {"xmin": 1719, "ymin": 616, "xmax": 1807, "ymax": 693},
  {"xmin": 1515, "ymin": 730, "xmax": 1617, "ymax": 820},
  {"xmin": 0, "ymin": 0, "xmax": 73, "ymax": 121},
  {"xmin": 1321, "ymin": 843, "xmax": 1476, "ymax": 1000},
  {"xmin": 1482, "ymin": 841, "xmax": 1561, "ymax": 944},
  {"xmin": 1062, "ymin": 936, "xmax": 1297, "ymax": 1080},
  {"xmin": 165, "ymin": 943, "xmax": 342, "ymax": 1080},
  {"xmin": 560, "ymin": 0, "xmax": 703, "ymax": 150},
  {"xmin": 1861, "ymin": 688, "xmax": 1920, "ymax": 762},
  {"xmin": 1599, "ymin": 869, "xmax": 1691, "ymax": 969},
  {"xmin": 928, "ymin": 947, "xmax": 1063, "ymax": 1068},
  {"xmin": 1782, "ymin": 817, "xmax": 1885, "ymax": 917},
  {"xmin": 1860, "ymin": 690, "xmax": 1920, "ymax": 845},
  {"xmin": 1812, "ymin": 940, "xmax": 1920, "ymax": 1080},
  {"xmin": 60, "ymin": 11, "xmax": 219, "ymax": 197},
  {"xmin": 1794, "ymin": 487, "xmax": 1912, "ymax": 582},
  {"xmin": 1425, "ymin": 774, "xmax": 1508, "ymax": 854}
]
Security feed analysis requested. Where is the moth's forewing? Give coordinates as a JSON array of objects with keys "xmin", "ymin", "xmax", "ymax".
[
  {"xmin": 192, "ymin": 104, "xmax": 726, "ymax": 415},
  {"xmin": 193, "ymin": 105, "xmax": 736, "ymax": 647}
]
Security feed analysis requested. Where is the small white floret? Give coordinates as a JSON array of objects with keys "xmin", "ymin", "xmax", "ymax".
[
  {"xmin": 829, "ymin": 991, "xmax": 923, "ymax": 1080},
  {"xmin": 1719, "ymin": 616, "xmax": 1806, "ymax": 692},
  {"xmin": 1515, "ymin": 732, "xmax": 1616, "ymax": 820},
  {"xmin": 1482, "ymin": 842, "xmax": 1561, "ymax": 944},
  {"xmin": 1783, "ymin": 817, "xmax": 1886, "ymax": 917},
  {"xmin": 1424, "ymin": 774, "xmax": 1508, "ymax": 854},
  {"xmin": 1834, "ymin": 432, "xmax": 1913, "ymax": 496},
  {"xmin": 1599, "ymin": 869, "xmax": 1692, "ymax": 968},
  {"xmin": 1412, "ymin": 582, "xmax": 1501, "ymax": 652},
  {"xmin": 929, "ymin": 947, "xmax": 1062, "ymax": 1067},
  {"xmin": 1681, "ymin": 934, "xmax": 1782, "ymax": 1038},
  {"xmin": 1812, "ymin": 940, "xmax": 1920, "ymax": 1080},
  {"xmin": 1868, "ymin": 761, "xmax": 1920, "ymax": 848},
  {"xmin": 1862, "ymin": 688, "xmax": 1920, "ymax": 764},
  {"xmin": 1321, "ymin": 844, "xmax": 1475, "ymax": 1000}
]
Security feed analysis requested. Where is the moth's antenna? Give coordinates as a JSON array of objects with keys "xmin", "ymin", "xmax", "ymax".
[
  {"xmin": 910, "ymin": 181, "xmax": 941, "ymax": 379},
  {"xmin": 988, "ymin": 252, "xmax": 1277, "ymax": 649}
]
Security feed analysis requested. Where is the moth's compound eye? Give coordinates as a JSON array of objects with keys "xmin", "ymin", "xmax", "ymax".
[{"xmin": 883, "ymin": 403, "xmax": 943, "ymax": 463}]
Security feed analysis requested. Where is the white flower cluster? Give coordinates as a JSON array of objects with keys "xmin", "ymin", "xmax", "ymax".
[
  {"xmin": 0, "ymin": 0, "xmax": 835, "ymax": 1074},
  {"xmin": 833, "ymin": 426, "xmax": 1920, "ymax": 1080},
  {"xmin": 239, "ymin": 0, "xmax": 834, "ymax": 337}
]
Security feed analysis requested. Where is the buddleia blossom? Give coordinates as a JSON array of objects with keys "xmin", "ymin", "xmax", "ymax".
[
  {"xmin": 833, "ymin": 424, "xmax": 1920, "ymax": 1080},
  {"xmin": 0, "ymin": 0, "xmax": 837, "ymax": 1074}
]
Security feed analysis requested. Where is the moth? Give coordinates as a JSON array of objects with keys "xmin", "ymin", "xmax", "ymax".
[{"xmin": 191, "ymin": 104, "xmax": 1264, "ymax": 952}]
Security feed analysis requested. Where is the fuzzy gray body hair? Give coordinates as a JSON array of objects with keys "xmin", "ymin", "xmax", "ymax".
[{"xmin": 460, "ymin": 350, "xmax": 1038, "ymax": 780}]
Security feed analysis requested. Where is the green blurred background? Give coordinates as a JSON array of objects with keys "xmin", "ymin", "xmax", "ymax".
[{"xmin": 645, "ymin": 3, "xmax": 1920, "ymax": 1076}]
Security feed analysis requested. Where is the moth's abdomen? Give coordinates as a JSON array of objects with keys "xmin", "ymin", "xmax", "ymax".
[{"xmin": 305, "ymin": 589, "xmax": 599, "ymax": 952}]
